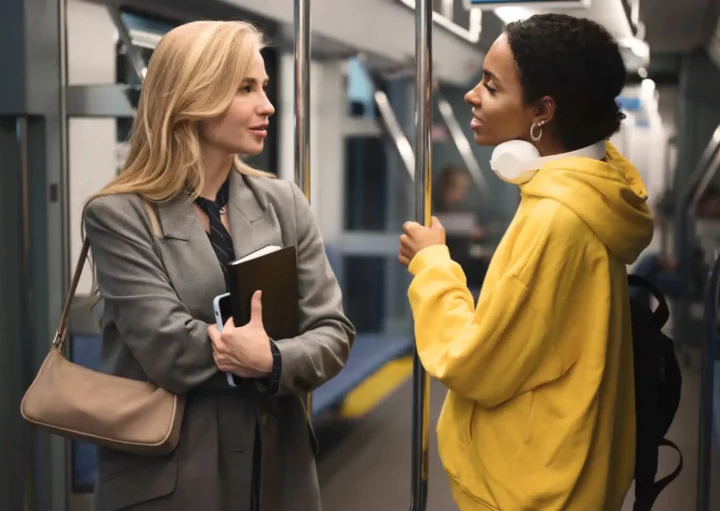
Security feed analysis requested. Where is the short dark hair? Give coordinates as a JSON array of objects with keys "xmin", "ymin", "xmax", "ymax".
[{"xmin": 505, "ymin": 14, "xmax": 627, "ymax": 150}]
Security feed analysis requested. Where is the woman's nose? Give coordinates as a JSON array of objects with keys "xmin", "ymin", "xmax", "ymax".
[
  {"xmin": 465, "ymin": 87, "xmax": 479, "ymax": 106},
  {"xmin": 259, "ymin": 97, "xmax": 275, "ymax": 117}
]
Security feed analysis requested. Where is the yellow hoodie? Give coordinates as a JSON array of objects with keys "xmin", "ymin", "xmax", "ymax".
[{"xmin": 408, "ymin": 142, "xmax": 654, "ymax": 510}]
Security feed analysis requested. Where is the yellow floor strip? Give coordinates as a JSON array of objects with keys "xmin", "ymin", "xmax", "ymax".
[{"xmin": 340, "ymin": 355, "xmax": 415, "ymax": 418}]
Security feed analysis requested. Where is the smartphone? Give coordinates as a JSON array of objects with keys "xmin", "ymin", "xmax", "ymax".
[
  {"xmin": 212, "ymin": 293, "xmax": 237, "ymax": 387},
  {"xmin": 212, "ymin": 292, "xmax": 232, "ymax": 331}
]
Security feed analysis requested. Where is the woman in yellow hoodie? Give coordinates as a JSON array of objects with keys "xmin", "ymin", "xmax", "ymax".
[{"xmin": 399, "ymin": 14, "xmax": 655, "ymax": 511}]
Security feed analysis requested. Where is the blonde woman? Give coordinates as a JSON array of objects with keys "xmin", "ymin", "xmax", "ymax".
[{"xmin": 82, "ymin": 21, "xmax": 355, "ymax": 511}]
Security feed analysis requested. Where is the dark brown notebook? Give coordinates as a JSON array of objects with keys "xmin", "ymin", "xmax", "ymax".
[{"xmin": 227, "ymin": 245, "xmax": 299, "ymax": 341}]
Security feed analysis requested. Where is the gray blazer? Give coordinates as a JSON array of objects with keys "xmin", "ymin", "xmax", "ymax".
[{"xmin": 83, "ymin": 170, "xmax": 355, "ymax": 511}]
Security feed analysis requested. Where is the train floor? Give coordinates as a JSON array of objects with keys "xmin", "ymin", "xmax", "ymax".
[
  {"xmin": 314, "ymin": 346, "xmax": 719, "ymax": 510},
  {"xmin": 316, "ymin": 372, "xmax": 454, "ymax": 509}
]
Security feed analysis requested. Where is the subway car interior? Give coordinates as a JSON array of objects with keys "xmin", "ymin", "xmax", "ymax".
[{"xmin": 2, "ymin": 0, "xmax": 720, "ymax": 509}]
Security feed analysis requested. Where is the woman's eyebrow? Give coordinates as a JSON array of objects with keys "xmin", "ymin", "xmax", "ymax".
[{"xmin": 482, "ymin": 69, "xmax": 501, "ymax": 86}]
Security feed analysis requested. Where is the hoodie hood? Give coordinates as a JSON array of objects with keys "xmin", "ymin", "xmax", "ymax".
[{"xmin": 520, "ymin": 141, "xmax": 654, "ymax": 264}]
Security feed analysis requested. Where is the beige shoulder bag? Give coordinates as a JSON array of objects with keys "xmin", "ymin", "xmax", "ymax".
[{"xmin": 20, "ymin": 202, "xmax": 185, "ymax": 456}]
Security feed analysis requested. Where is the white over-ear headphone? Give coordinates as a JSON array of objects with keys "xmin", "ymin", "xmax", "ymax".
[{"xmin": 490, "ymin": 139, "xmax": 607, "ymax": 184}]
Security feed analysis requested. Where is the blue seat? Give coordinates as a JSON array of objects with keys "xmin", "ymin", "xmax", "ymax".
[
  {"xmin": 311, "ymin": 333, "xmax": 413, "ymax": 416},
  {"xmin": 69, "ymin": 334, "xmax": 102, "ymax": 492}
]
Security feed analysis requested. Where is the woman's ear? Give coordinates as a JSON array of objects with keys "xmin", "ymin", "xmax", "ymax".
[{"xmin": 533, "ymin": 96, "xmax": 557, "ymax": 126}]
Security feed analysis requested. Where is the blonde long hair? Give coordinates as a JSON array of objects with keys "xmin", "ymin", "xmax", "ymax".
[
  {"xmin": 82, "ymin": 21, "xmax": 274, "ymax": 310},
  {"xmin": 88, "ymin": 20, "xmax": 273, "ymax": 208}
]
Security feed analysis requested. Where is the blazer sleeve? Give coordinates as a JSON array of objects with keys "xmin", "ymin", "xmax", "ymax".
[
  {"xmin": 84, "ymin": 196, "xmax": 218, "ymax": 395},
  {"xmin": 268, "ymin": 183, "xmax": 356, "ymax": 396}
]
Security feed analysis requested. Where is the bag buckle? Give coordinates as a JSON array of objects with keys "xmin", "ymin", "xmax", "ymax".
[{"xmin": 51, "ymin": 330, "xmax": 64, "ymax": 349}]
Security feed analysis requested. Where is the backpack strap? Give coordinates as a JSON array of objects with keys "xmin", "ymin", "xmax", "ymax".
[
  {"xmin": 634, "ymin": 439, "xmax": 683, "ymax": 511},
  {"xmin": 628, "ymin": 274, "xmax": 670, "ymax": 327}
]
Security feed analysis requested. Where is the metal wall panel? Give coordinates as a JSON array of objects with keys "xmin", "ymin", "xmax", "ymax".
[{"xmin": 0, "ymin": 1, "xmax": 68, "ymax": 510}]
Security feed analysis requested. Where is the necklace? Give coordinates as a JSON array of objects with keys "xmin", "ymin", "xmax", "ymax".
[{"xmin": 219, "ymin": 205, "xmax": 227, "ymax": 215}]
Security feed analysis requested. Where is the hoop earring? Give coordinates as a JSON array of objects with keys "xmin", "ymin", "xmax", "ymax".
[{"xmin": 530, "ymin": 122, "xmax": 543, "ymax": 142}]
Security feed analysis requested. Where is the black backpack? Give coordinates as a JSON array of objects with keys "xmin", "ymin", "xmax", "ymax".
[{"xmin": 628, "ymin": 274, "xmax": 683, "ymax": 510}]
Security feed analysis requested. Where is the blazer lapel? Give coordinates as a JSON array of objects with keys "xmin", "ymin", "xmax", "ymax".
[
  {"xmin": 228, "ymin": 170, "xmax": 284, "ymax": 260},
  {"xmin": 155, "ymin": 192, "xmax": 227, "ymax": 294},
  {"xmin": 156, "ymin": 195, "xmax": 196, "ymax": 241}
]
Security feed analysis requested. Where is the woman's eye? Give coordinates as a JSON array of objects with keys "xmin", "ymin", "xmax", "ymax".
[
  {"xmin": 238, "ymin": 85, "xmax": 252, "ymax": 94},
  {"xmin": 484, "ymin": 83, "xmax": 496, "ymax": 94}
]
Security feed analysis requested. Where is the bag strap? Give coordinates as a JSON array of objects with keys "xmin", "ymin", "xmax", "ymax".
[
  {"xmin": 628, "ymin": 274, "xmax": 670, "ymax": 326},
  {"xmin": 52, "ymin": 239, "xmax": 91, "ymax": 349},
  {"xmin": 52, "ymin": 200, "xmax": 162, "ymax": 350},
  {"xmin": 634, "ymin": 439, "xmax": 683, "ymax": 511}
]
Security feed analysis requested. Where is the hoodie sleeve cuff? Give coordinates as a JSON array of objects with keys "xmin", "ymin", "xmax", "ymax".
[{"xmin": 408, "ymin": 244, "xmax": 452, "ymax": 276}]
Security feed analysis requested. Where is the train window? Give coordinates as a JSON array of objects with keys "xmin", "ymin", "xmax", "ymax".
[
  {"xmin": 343, "ymin": 60, "xmax": 392, "ymax": 231},
  {"xmin": 344, "ymin": 136, "xmax": 388, "ymax": 231},
  {"xmin": 339, "ymin": 64, "xmax": 415, "ymax": 335}
]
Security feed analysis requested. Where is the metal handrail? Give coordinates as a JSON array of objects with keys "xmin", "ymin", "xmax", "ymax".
[
  {"xmin": 347, "ymin": 56, "xmax": 416, "ymax": 180},
  {"xmin": 372, "ymin": 74, "xmax": 491, "ymax": 200},
  {"xmin": 698, "ymin": 250, "xmax": 720, "ymax": 511},
  {"xmin": 674, "ymin": 125, "xmax": 720, "ymax": 343},
  {"xmin": 106, "ymin": 4, "xmax": 147, "ymax": 83},
  {"xmin": 435, "ymin": 91, "xmax": 490, "ymax": 201},
  {"xmin": 360, "ymin": 60, "xmax": 489, "ymax": 203},
  {"xmin": 691, "ymin": 147, "xmax": 720, "ymax": 213},
  {"xmin": 373, "ymin": 88, "xmax": 416, "ymax": 180},
  {"xmin": 683, "ymin": 124, "xmax": 720, "ymax": 211},
  {"xmin": 660, "ymin": 135, "xmax": 677, "ymax": 258}
]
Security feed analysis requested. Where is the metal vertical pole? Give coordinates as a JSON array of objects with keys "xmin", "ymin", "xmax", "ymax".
[
  {"xmin": 59, "ymin": 0, "xmax": 70, "ymax": 303},
  {"xmin": 18, "ymin": 116, "xmax": 35, "ymax": 511},
  {"xmin": 698, "ymin": 253, "xmax": 720, "ymax": 511},
  {"xmin": 410, "ymin": 1, "xmax": 432, "ymax": 510},
  {"xmin": 294, "ymin": 0, "xmax": 313, "ymax": 420},
  {"xmin": 294, "ymin": 0, "xmax": 311, "ymax": 199}
]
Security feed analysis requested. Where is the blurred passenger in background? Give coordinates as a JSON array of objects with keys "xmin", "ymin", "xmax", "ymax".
[
  {"xmin": 399, "ymin": 13, "xmax": 653, "ymax": 511},
  {"xmin": 434, "ymin": 165, "xmax": 487, "ymax": 239},
  {"xmin": 82, "ymin": 20, "xmax": 353, "ymax": 511},
  {"xmin": 433, "ymin": 165, "xmax": 489, "ymax": 288},
  {"xmin": 435, "ymin": 165, "xmax": 474, "ymax": 212},
  {"xmin": 632, "ymin": 183, "xmax": 720, "ymax": 306}
]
